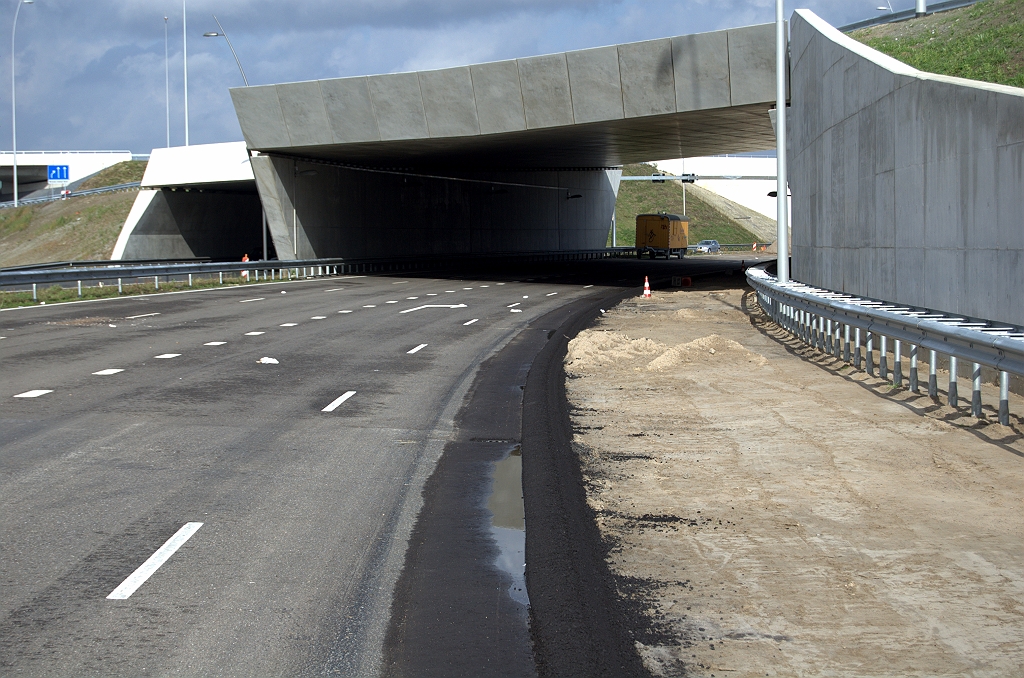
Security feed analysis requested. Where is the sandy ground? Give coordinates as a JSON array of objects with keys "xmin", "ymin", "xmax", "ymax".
[{"xmin": 565, "ymin": 281, "xmax": 1024, "ymax": 677}]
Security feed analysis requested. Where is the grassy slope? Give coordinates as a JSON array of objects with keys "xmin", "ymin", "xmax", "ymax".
[
  {"xmin": 613, "ymin": 163, "xmax": 760, "ymax": 247},
  {"xmin": 0, "ymin": 160, "xmax": 146, "ymax": 267},
  {"xmin": 0, "ymin": 192, "xmax": 136, "ymax": 266},
  {"xmin": 77, "ymin": 160, "xmax": 148, "ymax": 191},
  {"xmin": 850, "ymin": 0, "xmax": 1024, "ymax": 87}
]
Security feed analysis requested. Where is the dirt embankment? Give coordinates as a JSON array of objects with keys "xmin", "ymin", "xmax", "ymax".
[{"xmin": 566, "ymin": 283, "xmax": 1024, "ymax": 676}]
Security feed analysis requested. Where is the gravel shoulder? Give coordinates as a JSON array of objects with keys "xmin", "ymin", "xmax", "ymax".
[{"xmin": 565, "ymin": 279, "xmax": 1024, "ymax": 677}]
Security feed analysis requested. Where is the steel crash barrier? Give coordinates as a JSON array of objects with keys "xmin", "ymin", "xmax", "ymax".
[
  {"xmin": 0, "ymin": 248, "xmax": 636, "ymax": 299},
  {"xmin": 746, "ymin": 264, "xmax": 1024, "ymax": 425}
]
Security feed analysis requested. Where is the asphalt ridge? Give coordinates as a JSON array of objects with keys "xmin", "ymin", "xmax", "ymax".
[
  {"xmin": 382, "ymin": 283, "xmax": 656, "ymax": 677},
  {"xmin": 521, "ymin": 287, "xmax": 656, "ymax": 678}
]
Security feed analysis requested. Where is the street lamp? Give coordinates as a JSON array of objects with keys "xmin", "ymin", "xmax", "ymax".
[
  {"xmin": 11, "ymin": 0, "xmax": 34, "ymax": 207},
  {"xmin": 775, "ymin": 0, "xmax": 789, "ymax": 282},
  {"xmin": 204, "ymin": 16, "xmax": 248, "ymax": 86},
  {"xmin": 183, "ymin": 0, "xmax": 189, "ymax": 146},
  {"xmin": 164, "ymin": 16, "xmax": 170, "ymax": 148},
  {"xmin": 876, "ymin": 1, "xmax": 894, "ymax": 11}
]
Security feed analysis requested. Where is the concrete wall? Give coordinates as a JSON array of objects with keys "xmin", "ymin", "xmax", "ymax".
[
  {"xmin": 250, "ymin": 155, "xmax": 618, "ymax": 260},
  {"xmin": 790, "ymin": 9, "xmax": 1024, "ymax": 326},
  {"xmin": 112, "ymin": 188, "xmax": 266, "ymax": 261},
  {"xmin": 230, "ymin": 24, "xmax": 779, "ymax": 168}
]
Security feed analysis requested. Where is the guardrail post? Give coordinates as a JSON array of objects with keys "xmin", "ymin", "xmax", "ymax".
[
  {"xmin": 843, "ymin": 324, "xmax": 851, "ymax": 362},
  {"xmin": 826, "ymin": 319, "xmax": 833, "ymax": 354},
  {"xmin": 909, "ymin": 345, "xmax": 919, "ymax": 393},
  {"xmin": 866, "ymin": 332, "xmax": 874, "ymax": 376},
  {"xmin": 188, "ymin": 273, "xmax": 193, "ymax": 287},
  {"xmin": 32, "ymin": 283, "xmax": 37, "ymax": 301},
  {"xmin": 972, "ymin": 363, "xmax": 983, "ymax": 417},
  {"xmin": 854, "ymin": 328, "xmax": 862, "ymax": 369},
  {"xmin": 929, "ymin": 350, "xmax": 938, "ymax": 397},
  {"xmin": 893, "ymin": 340, "xmax": 903, "ymax": 388},
  {"xmin": 999, "ymin": 372, "xmax": 1010, "ymax": 425},
  {"xmin": 154, "ymin": 276, "xmax": 159, "ymax": 290},
  {"xmin": 219, "ymin": 271, "xmax": 223, "ymax": 285},
  {"xmin": 77, "ymin": 280, "xmax": 82, "ymax": 297},
  {"xmin": 948, "ymin": 356, "xmax": 958, "ymax": 407},
  {"xmin": 118, "ymin": 278, "xmax": 122, "ymax": 294},
  {"xmin": 879, "ymin": 335, "xmax": 889, "ymax": 381}
]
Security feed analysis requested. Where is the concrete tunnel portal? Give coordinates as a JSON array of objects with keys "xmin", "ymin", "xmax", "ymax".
[{"xmin": 117, "ymin": 22, "xmax": 783, "ymax": 261}]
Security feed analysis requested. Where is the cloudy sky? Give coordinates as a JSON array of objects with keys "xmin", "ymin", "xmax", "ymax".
[{"xmin": 4, "ymin": 0, "xmax": 906, "ymax": 154}]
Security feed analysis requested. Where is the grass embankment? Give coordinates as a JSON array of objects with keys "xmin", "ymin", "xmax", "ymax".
[
  {"xmin": 613, "ymin": 163, "xmax": 760, "ymax": 247},
  {"xmin": 850, "ymin": 0, "xmax": 1024, "ymax": 87},
  {"xmin": 0, "ymin": 160, "xmax": 147, "ymax": 268},
  {"xmin": 77, "ymin": 160, "xmax": 148, "ymax": 191},
  {"xmin": 0, "ymin": 274, "xmax": 258, "ymax": 310},
  {"xmin": 0, "ymin": 192, "xmax": 138, "ymax": 267}
]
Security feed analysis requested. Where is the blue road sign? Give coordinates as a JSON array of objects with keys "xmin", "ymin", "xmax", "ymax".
[{"xmin": 48, "ymin": 165, "xmax": 69, "ymax": 181}]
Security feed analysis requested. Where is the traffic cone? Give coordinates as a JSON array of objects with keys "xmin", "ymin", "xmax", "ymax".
[{"xmin": 643, "ymin": 276, "xmax": 651, "ymax": 298}]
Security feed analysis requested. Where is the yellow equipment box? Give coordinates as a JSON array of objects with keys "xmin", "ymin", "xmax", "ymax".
[{"xmin": 635, "ymin": 213, "xmax": 688, "ymax": 259}]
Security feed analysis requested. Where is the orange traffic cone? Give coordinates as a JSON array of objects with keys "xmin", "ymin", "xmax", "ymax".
[{"xmin": 643, "ymin": 276, "xmax": 651, "ymax": 298}]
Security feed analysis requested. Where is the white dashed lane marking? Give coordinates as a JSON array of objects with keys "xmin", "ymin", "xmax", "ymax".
[
  {"xmin": 426, "ymin": 293, "xmax": 438, "ymax": 296},
  {"xmin": 363, "ymin": 305, "xmax": 376, "ymax": 308},
  {"xmin": 507, "ymin": 303, "xmax": 520, "ymax": 308},
  {"xmin": 239, "ymin": 298, "xmax": 265, "ymax": 303},
  {"xmin": 322, "ymin": 391, "xmax": 357, "ymax": 412},
  {"xmin": 280, "ymin": 323, "xmax": 298, "ymax": 327},
  {"xmin": 546, "ymin": 292, "xmax": 558, "ymax": 296},
  {"xmin": 385, "ymin": 301, "xmax": 399, "ymax": 304},
  {"xmin": 407, "ymin": 344, "xmax": 428, "ymax": 354},
  {"xmin": 480, "ymin": 285, "xmax": 490, "ymax": 288},
  {"xmin": 93, "ymin": 369, "xmax": 124, "ymax": 376},
  {"xmin": 14, "ymin": 390, "xmax": 52, "ymax": 398},
  {"xmin": 311, "ymin": 316, "xmax": 326, "ymax": 320},
  {"xmin": 406, "ymin": 297, "xmax": 419, "ymax": 300},
  {"xmin": 338, "ymin": 310, "xmax": 352, "ymax": 314},
  {"xmin": 106, "ymin": 522, "xmax": 203, "ymax": 600},
  {"xmin": 126, "ymin": 313, "xmax": 160, "ymax": 320},
  {"xmin": 583, "ymin": 285, "xmax": 593, "ymax": 288},
  {"xmin": 154, "ymin": 354, "xmax": 181, "ymax": 359},
  {"xmin": 324, "ymin": 288, "xmax": 345, "ymax": 292},
  {"xmin": 204, "ymin": 341, "xmax": 227, "ymax": 346},
  {"xmin": 244, "ymin": 331, "xmax": 265, "ymax": 336},
  {"xmin": 463, "ymin": 319, "xmax": 479, "ymax": 326},
  {"xmin": 445, "ymin": 290, "xmax": 455, "ymax": 293}
]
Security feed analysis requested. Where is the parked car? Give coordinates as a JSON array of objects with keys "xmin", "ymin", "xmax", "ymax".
[{"xmin": 694, "ymin": 239, "xmax": 721, "ymax": 254}]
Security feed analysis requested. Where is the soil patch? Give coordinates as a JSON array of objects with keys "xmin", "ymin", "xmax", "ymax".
[{"xmin": 566, "ymin": 283, "xmax": 1024, "ymax": 676}]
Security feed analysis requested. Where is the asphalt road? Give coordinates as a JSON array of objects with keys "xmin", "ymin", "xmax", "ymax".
[{"xmin": 0, "ymin": 255, "xmax": 765, "ymax": 676}]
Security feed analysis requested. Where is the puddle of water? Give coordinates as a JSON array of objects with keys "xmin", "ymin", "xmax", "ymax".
[{"xmin": 487, "ymin": 446, "xmax": 529, "ymax": 607}]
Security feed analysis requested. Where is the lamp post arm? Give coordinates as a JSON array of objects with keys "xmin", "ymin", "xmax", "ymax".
[{"xmin": 213, "ymin": 15, "xmax": 248, "ymax": 86}]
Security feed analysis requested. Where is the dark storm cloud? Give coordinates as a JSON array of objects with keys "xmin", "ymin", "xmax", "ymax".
[{"xmin": 3, "ymin": 0, "xmax": 905, "ymax": 153}]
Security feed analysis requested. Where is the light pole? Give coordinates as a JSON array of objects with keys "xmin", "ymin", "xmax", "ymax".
[
  {"xmin": 183, "ymin": 0, "xmax": 189, "ymax": 146},
  {"xmin": 203, "ymin": 16, "xmax": 248, "ymax": 86},
  {"xmin": 775, "ymin": 0, "xmax": 789, "ymax": 282},
  {"xmin": 11, "ymin": 0, "xmax": 34, "ymax": 207},
  {"xmin": 164, "ymin": 16, "xmax": 170, "ymax": 148}
]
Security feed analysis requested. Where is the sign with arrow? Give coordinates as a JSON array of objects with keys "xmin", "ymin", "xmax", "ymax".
[{"xmin": 399, "ymin": 304, "xmax": 468, "ymax": 314}]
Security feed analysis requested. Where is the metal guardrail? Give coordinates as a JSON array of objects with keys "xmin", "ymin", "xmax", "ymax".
[
  {"xmin": 0, "ymin": 248, "xmax": 634, "ymax": 297},
  {"xmin": 0, "ymin": 182, "xmax": 141, "ymax": 210},
  {"xmin": 746, "ymin": 264, "xmax": 1024, "ymax": 425}
]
